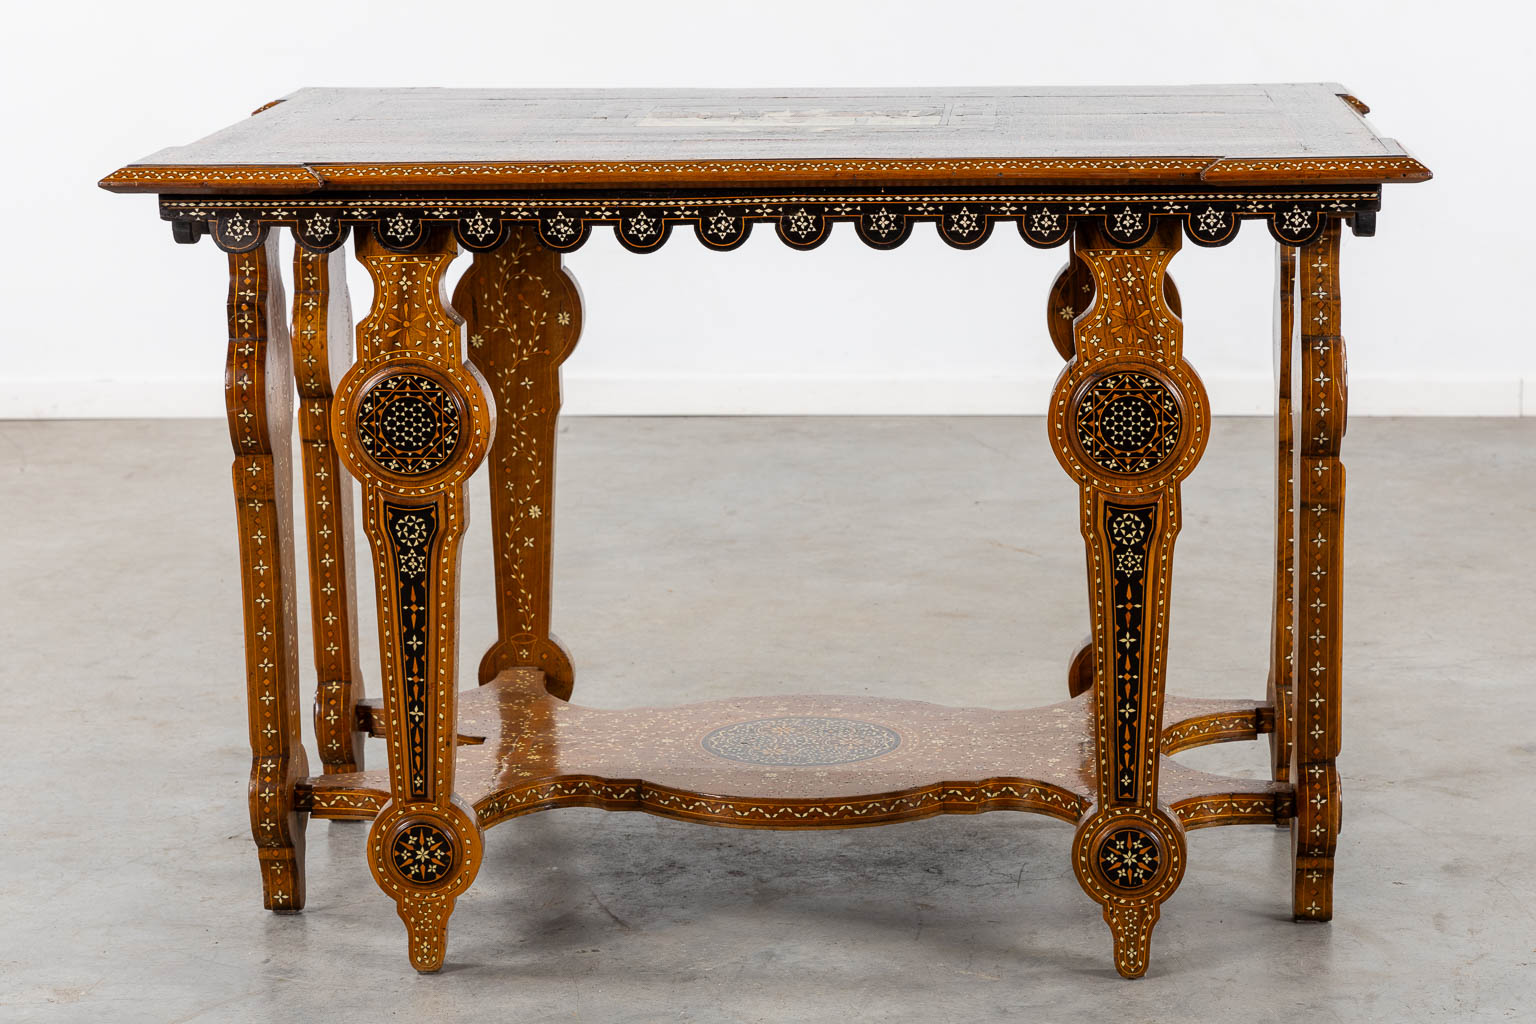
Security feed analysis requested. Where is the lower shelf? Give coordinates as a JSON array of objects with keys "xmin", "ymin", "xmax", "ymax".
[{"xmin": 299, "ymin": 669, "xmax": 1293, "ymax": 831}]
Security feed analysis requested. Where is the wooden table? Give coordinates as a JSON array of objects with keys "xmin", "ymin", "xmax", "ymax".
[{"xmin": 101, "ymin": 85, "xmax": 1430, "ymax": 978}]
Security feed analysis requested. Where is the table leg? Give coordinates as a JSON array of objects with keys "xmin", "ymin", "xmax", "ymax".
[
  {"xmin": 1268, "ymin": 245, "xmax": 1298, "ymax": 783},
  {"xmin": 291, "ymin": 245, "xmax": 368, "ymax": 772},
  {"xmin": 226, "ymin": 238, "xmax": 309, "ymax": 911},
  {"xmin": 1049, "ymin": 219, "xmax": 1209, "ymax": 978},
  {"xmin": 330, "ymin": 225, "xmax": 494, "ymax": 971},
  {"xmin": 453, "ymin": 226, "xmax": 582, "ymax": 699},
  {"xmin": 1291, "ymin": 222, "xmax": 1346, "ymax": 921},
  {"xmin": 1051, "ymin": 239, "xmax": 1183, "ymax": 702}
]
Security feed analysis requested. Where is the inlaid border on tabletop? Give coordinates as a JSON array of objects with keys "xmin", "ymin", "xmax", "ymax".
[{"xmin": 101, "ymin": 153, "xmax": 1431, "ymax": 194}]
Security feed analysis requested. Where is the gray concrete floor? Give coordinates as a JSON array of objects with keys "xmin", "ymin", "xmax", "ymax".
[{"xmin": 1, "ymin": 416, "xmax": 1532, "ymax": 1023}]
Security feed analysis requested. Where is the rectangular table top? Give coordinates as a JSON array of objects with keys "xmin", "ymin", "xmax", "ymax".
[{"xmin": 101, "ymin": 84, "xmax": 1429, "ymax": 194}]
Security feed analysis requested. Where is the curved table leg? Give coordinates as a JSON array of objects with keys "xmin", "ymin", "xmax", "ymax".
[
  {"xmin": 1291, "ymin": 222, "xmax": 1347, "ymax": 921},
  {"xmin": 1051, "ymin": 242, "xmax": 1182, "ymax": 704},
  {"xmin": 1049, "ymin": 219, "xmax": 1209, "ymax": 977},
  {"xmin": 1268, "ymin": 244, "xmax": 1298, "ymax": 786},
  {"xmin": 330, "ymin": 225, "xmax": 493, "ymax": 971},
  {"xmin": 292, "ymin": 245, "xmax": 368, "ymax": 772},
  {"xmin": 453, "ymin": 226, "xmax": 583, "ymax": 700},
  {"xmin": 227, "ymin": 238, "xmax": 309, "ymax": 911}
]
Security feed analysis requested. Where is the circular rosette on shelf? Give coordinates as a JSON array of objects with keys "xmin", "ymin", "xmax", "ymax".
[
  {"xmin": 615, "ymin": 207, "xmax": 672, "ymax": 253},
  {"xmin": 455, "ymin": 210, "xmax": 509, "ymax": 251},
  {"xmin": 1019, "ymin": 204, "xmax": 1071, "ymax": 247},
  {"xmin": 537, "ymin": 208, "xmax": 589, "ymax": 251},
  {"xmin": 1102, "ymin": 205, "xmax": 1157, "ymax": 247},
  {"xmin": 1183, "ymin": 203, "xmax": 1240, "ymax": 247},
  {"xmin": 855, "ymin": 204, "xmax": 910, "ymax": 249},
  {"xmin": 936, "ymin": 203, "xmax": 993, "ymax": 249},
  {"xmin": 695, "ymin": 206, "xmax": 752, "ymax": 250},
  {"xmin": 776, "ymin": 204, "xmax": 830, "ymax": 249},
  {"xmin": 212, "ymin": 211, "xmax": 267, "ymax": 253},
  {"xmin": 1268, "ymin": 203, "xmax": 1327, "ymax": 246}
]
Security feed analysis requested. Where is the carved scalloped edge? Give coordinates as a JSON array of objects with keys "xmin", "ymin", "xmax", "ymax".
[{"xmin": 158, "ymin": 188, "xmax": 1382, "ymax": 255}]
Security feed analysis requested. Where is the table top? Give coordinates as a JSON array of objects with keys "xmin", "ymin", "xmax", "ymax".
[{"xmin": 101, "ymin": 84, "xmax": 1430, "ymax": 194}]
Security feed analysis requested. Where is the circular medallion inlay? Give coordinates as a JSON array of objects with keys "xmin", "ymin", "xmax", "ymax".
[
  {"xmin": 1074, "ymin": 371, "xmax": 1182, "ymax": 475},
  {"xmin": 390, "ymin": 821, "xmax": 455, "ymax": 885},
  {"xmin": 1095, "ymin": 826, "xmax": 1162, "ymax": 892},
  {"xmin": 702, "ymin": 717, "xmax": 901, "ymax": 766},
  {"xmin": 355, "ymin": 371, "xmax": 462, "ymax": 476}
]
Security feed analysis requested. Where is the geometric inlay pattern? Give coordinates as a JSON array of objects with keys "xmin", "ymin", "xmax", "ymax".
[
  {"xmin": 1075, "ymin": 371, "xmax": 1182, "ymax": 475},
  {"xmin": 1105, "ymin": 503, "xmax": 1157, "ymax": 805},
  {"xmin": 355, "ymin": 372, "xmax": 462, "ymax": 476},
  {"xmin": 390, "ymin": 821, "xmax": 455, "ymax": 885},
  {"xmin": 384, "ymin": 502, "xmax": 440, "ymax": 799},
  {"xmin": 702, "ymin": 717, "xmax": 901, "ymax": 766},
  {"xmin": 1096, "ymin": 826, "xmax": 1161, "ymax": 891}
]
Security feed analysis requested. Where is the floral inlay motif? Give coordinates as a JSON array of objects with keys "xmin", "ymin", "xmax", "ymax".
[
  {"xmin": 391, "ymin": 822, "xmax": 454, "ymax": 885},
  {"xmin": 786, "ymin": 207, "xmax": 818, "ymax": 238},
  {"xmin": 384, "ymin": 502, "xmax": 440, "ymax": 799},
  {"xmin": 1097, "ymin": 827, "xmax": 1161, "ymax": 890},
  {"xmin": 866, "ymin": 206, "xmax": 901, "ymax": 238},
  {"xmin": 948, "ymin": 207, "xmax": 981, "ymax": 237},
  {"xmin": 627, "ymin": 211, "xmax": 659, "ymax": 240},
  {"xmin": 463, "ymin": 211, "xmax": 497, "ymax": 242},
  {"xmin": 1280, "ymin": 205, "xmax": 1313, "ymax": 234},
  {"xmin": 1195, "ymin": 205, "xmax": 1226, "ymax": 235}
]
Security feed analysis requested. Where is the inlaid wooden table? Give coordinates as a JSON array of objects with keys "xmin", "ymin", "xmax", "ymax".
[{"xmin": 101, "ymin": 85, "xmax": 1430, "ymax": 978}]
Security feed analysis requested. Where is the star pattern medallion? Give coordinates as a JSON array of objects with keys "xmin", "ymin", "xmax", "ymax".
[
  {"xmin": 355, "ymin": 372, "xmax": 462, "ymax": 476},
  {"xmin": 1075, "ymin": 371, "xmax": 1182, "ymax": 475}
]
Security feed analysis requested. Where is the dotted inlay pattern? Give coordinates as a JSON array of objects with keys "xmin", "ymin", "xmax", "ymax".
[
  {"xmin": 355, "ymin": 372, "xmax": 462, "ymax": 476},
  {"xmin": 1075, "ymin": 372, "xmax": 1182, "ymax": 475},
  {"xmin": 701, "ymin": 717, "xmax": 901, "ymax": 766}
]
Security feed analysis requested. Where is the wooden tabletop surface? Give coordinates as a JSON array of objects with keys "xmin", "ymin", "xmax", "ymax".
[{"xmin": 101, "ymin": 84, "xmax": 1430, "ymax": 193}]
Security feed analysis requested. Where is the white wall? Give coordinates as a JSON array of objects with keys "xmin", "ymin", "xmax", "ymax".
[{"xmin": 2, "ymin": 0, "xmax": 1530, "ymax": 417}]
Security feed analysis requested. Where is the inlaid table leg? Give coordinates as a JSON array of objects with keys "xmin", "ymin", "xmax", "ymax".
[
  {"xmin": 1268, "ymin": 245, "xmax": 1298, "ymax": 783},
  {"xmin": 331, "ymin": 225, "xmax": 494, "ymax": 971},
  {"xmin": 1291, "ymin": 222, "xmax": 1347, "ymax": 921},
  {"xmin": 227, "ymin": 237, "xmax": 309, "ymax": 911},
  {"xmin": 1051, "ymin": 240, "xmax": 1183, "ymax": 702},
  {"xmin": 452, "ymin": 225, "xmax": 582, "ymax": 699},
  {"xmin": 1048, "ymin": 219, "xmax": 1209, "ymax": 978},
  {"xmin": 292, "ymin": 244, "xmax": 367, "ymax": 772}
]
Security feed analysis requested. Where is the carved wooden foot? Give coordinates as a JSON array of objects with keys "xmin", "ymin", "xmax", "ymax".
[
  {"xmin": 227, "ymin": 238, "xmax": 309, "ymax": 910},
  {"xmin": 333, "ymin": 225, "xmax": 492, "ymax": 970},
  {"xmin": 453, "ymin": 226, "xmax": 583, "ymax": 700},
  {"xmin": 1049, "ymin": 220, "xmax": 1208, "ymax": 977},
  {"xmin": 1290, "ymin": 223, "xmax": 1347, "ymax": 920}
]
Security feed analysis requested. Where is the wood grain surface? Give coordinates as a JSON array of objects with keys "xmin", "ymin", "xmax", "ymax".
[
  {"xmin": 100, "ymin": 84, "xmax": 1430, "ymax": 192},
  {"xmin": 306, "ymin": 670, "xmax": 1291, "ymax": 835}
]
